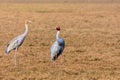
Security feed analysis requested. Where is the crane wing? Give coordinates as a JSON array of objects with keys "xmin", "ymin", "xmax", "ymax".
[
  {"xmin": 5, "ymin": 34, "xmax": 26, "ymax": 54},
  {"xmin": 50, "ymin": 39, "xmax": 65, "ymax": 61}
]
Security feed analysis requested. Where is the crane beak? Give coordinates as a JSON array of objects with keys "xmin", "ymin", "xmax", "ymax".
[
  {"xmin": 51, "ymin": 28, "xmax": 55, "ymax": 30},
  {"xmin": 51, "ymin": 27, "xmax": 56, "ymax": 30},
  {"xmin": 28, "ymin": 20, "xmax": 32, "ymax": 23}
]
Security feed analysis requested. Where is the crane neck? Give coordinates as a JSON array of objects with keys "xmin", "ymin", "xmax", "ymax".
[
  {"xmin": 56, "ymin": 31, "xmax": 60, "ymax": 40},
  {"xmin": 23, "ymin": 24, "xmax": 28, "ymax": 36}
]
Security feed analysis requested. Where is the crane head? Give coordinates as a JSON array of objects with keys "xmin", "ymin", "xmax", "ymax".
[
  {"xmin": 25, "ymin": 19, "xmax": 32, "ymax": 24},
  {"xmin": 56, "ymin": 26, "xmax": 60, "ymax": 31}
]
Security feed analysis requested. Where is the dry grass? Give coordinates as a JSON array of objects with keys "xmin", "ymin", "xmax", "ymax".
[{"xmin": 0, "ymin": 3, "xmax": 120, "ymax": 80}]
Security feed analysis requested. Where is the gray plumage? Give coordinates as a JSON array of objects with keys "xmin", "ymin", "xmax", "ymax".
[
  {"xmin": 5, "ymin": 23, "xmax": 28, "ymax": 54},
  {"xmin": 4, "ymin": 20, "xmax": 31, "ymax": 66},
  {"xmin": 50, "ymin": 27, "xmax": 65, "ymax": 61},
  {"xmin": 5, "ymin": 32, "xmax": 27, "ymax": 54}
]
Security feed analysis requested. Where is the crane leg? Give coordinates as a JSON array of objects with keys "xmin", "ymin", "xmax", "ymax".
[
  {"xmin": 14, "ymin": 50, "xmax": 17, "ymax": 66},
  {"xmin": 14, "ymin": 48, "xmax": 18, "ymax": 66},
  {"xmin": 60, "ymin": 56, "xmax": 63, "ymax": 77},
  {"xmin": 54, "ymin": 55, "xmax": 57, "ymax": 68}
]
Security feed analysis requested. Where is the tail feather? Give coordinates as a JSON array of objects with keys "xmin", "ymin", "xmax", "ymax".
[
  {"xmin": 52, "ymin": 55, "xmax": 58, "ymax": 61},
  {"xmin": 4, "ymin": 49, "xmax": 10, "ymax": 55}
]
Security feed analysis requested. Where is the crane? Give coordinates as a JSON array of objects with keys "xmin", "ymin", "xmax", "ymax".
[
  {"xmin": 5, "ymin": 19, "xmax": 31, "ymax": 66},
  {"xmin": 50, "ymin": 26, "xmax": 65, "ymax": 62}
]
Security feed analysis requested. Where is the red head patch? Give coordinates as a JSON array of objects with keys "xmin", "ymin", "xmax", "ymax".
[{"xmin": 56, "ymin": 27, "xmax": 60, "ymax": 31}]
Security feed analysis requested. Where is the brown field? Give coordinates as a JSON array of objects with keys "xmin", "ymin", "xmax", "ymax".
[{"xmin": 0, "ymin": 3, "xmax": 120, "ymax": 80}]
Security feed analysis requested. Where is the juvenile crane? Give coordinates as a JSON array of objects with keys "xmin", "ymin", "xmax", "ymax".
[
  {"xmin": 50, "ymin": 26, "xmax": 65, "ymax": 61},
  {"xmin": 5, "ymin": 19, "xmax": 31, "ymax": 66}
]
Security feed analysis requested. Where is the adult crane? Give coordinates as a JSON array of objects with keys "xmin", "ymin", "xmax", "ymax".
[
  {"xmin": 50, "ymin": 26, "xmax": 65, "ymax": 61},
  {"xmin": 5, "ymin": 19, "xmax": 31, "ymax": 66}
]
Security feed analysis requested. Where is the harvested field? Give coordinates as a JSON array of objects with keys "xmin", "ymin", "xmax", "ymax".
[{"xmin": 0, "ymin": 3, "xmax": 120, "ymax": 80}]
